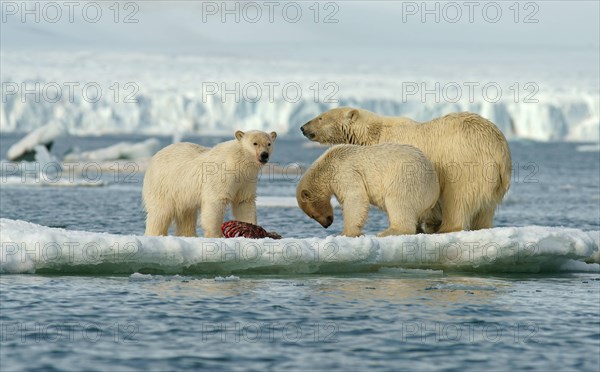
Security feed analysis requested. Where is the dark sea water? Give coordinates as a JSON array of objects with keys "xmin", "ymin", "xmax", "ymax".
[{"xmin": 1, "ymin": 134, "xmax": 599, "ymax": 371}]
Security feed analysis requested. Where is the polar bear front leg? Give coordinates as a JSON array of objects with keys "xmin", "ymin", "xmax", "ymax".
[
  {"xmin": 232, "ymin": 199, "xmax": 257, "ymax": 224},
  {"xmin": 145, "ymin": 210, "xmax": 172, "ymax": 236},
  {"xmin": 200, "ymin": 200, "xmax": 227, "ymax": 238},
  {"xmin": 175, "ymin": 209, "xmax": 198, "ymax": 237},
  {"xmin": 341, "ymin": 194, "xmax": 370, "ymax": 237}
]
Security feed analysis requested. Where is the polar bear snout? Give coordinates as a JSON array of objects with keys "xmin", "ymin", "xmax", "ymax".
[
  {"xmin": 301, "ymin": 124, "xmax": 316, "ymax": 140},
  {"xmin": 259, "ymin": 151, "xmax": 270, "ymax": 164},
  {"xmin": 321, "ymin": 215, "xmax": 334, "ymax": 228}
]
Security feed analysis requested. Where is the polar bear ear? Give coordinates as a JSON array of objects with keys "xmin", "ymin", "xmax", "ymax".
[
  {"xmin": 346, "ymin": 109, "xmax": 359, "ymax": 122},
  {"xmin": 300, "ymin": 189, "xmax": 310, "ymax": 202},
  {"xmin": 235, "ymin": 131, "xmax": 245, "ymax": 141},
  {"xmin": 270, "ymin": 132, "xmax": 277, "ymax": 141}
]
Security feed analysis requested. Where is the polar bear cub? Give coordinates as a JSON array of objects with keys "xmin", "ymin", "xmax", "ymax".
[
  {"xmin": 296, "ymin": 143, "xmax": 439, "ymax": 237},
  {"xmin": 143, "ymin": 130, "xmax": 277, "ymax": 238}
]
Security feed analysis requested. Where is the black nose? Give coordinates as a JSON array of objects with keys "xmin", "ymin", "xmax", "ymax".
[
  {"xmin": 322, "ymin": 215, "xmax": 333, "ymax": 228},
  {"xmin": 300, "ymin": 125, "xmax": 306, "ymax": 133},
  {"xmin": 259, "ymin": 152, "xmax": 269, "ymax": 163}
]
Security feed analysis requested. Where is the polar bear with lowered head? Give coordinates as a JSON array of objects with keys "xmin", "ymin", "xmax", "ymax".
[
  {"xmin": 297, "ymin": 143, "xmax": 439, "ymax": 237},
  {"xmin": 143, "ymin": 130, "xmax": 277, "ymax": 238},
  {"xmin": 300, "ymin": 108, "xmax": 512, "ymax": 233}
]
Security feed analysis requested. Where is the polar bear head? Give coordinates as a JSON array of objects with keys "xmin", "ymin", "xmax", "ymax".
[
  {"xmin": 300, "ymin": 107, "xmax": 381, "ymax": 145},
  {"xmin": 235, "ymin": 130, "xmax": 277, "ymax": 165},
  {"xmin": 296, "ymin": 188, "xmax": 334, "ymax": 229}
]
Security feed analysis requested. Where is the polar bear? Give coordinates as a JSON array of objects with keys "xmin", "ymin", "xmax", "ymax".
[
  {"xmin": 300, "ymin": 108, "xmax": 512, "ymax": 233},
  {"xmin": 296, "ymin": 143, "xmax": 439, "ymax": 237},
  {"xmin": 142, "ymin": 130, "xmax": 277, "ymax": 237}
]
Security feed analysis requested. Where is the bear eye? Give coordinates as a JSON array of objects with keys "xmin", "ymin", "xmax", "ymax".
[
  {"xmin": 253, "ymin": 143, "xmax": 258, "ymax": 146},
  {"xmin": 319, "ymin": 117, "xmax": 322, "ymax": 121},
  {"xmin": 267, "ymin": 143, "xmax": 271, "ymax": 146}
]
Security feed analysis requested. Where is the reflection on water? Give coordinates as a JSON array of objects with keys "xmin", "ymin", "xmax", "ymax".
[
  {"xmin": 133, "ymin": 274, "xmax": 508, "ymax": 307},
  {"xmin": 1, "ymin": 273, "xmax": 599, "ymax": 371}
]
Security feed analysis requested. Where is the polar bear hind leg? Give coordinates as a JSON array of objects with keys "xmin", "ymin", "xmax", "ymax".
[
  {"xmin": 437, "ymin": 190, "xmax": 473, "ymax": 233},
  {"xmin": 378, "ymin": 199, "xmax": 418, "ymax": 237},
  {"xmin": 470, "ymin": 204, "xmax": 496, "ymax": 230}
]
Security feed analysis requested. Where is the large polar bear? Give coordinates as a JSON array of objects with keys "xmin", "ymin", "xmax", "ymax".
[
  {"xmin": 300, "ymin": 108, "xmax": 512, "ymax": 233},
  {"xmin": 143, "ymin": 130, "xmax": 277, "ymax": 237},
  {"xmin": 296, "ymin": 143, "xmax": 439, "ymax": 237}
]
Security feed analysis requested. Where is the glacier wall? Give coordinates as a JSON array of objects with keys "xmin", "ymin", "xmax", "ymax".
[{"xmin": 1, "ymin": 52, "xmax": 598, "ymax": 142}]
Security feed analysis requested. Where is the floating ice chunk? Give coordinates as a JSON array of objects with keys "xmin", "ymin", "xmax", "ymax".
[
  {"xmin": 377, "ymin": 267, "xmax": 444, "ymax": 276},
  {"xmin": 1, "ymin": 176, "xmax": 104, "ymax": 187},
  {"xmin": 64, "ymin": 138, "xmax": 160, "ymax": 161},
  {"xmin": 129, "ymin": 272, "xmax": 155, "ymax": 281},
  {"xmin": 576, "ymin": 144, "xmax": 600, "ymax": 152},
  {"xmin": 256, "ymin": 196, "xmax": 339, "ymax": 208},
  {"xmin": 33, "ymin": 145, "xmax": 60, "ymax": 167},
  {"xmin": 214, "ymin": 275, "xmax": 240, "ymax": 281},
  {"xmin": 129, "ymin": 272, "xmax": 195, "ymax": 281},
  {"xmin": 6, "ymin": 122, "xmax": 65, "ymax": 161},
  {"xmin": 0, "ymin": 218, "xmax": 598, "ymax": 275}
]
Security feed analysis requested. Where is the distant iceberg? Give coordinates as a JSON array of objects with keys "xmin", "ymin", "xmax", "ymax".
[
  {"xmin": 5, "ymin": 122, "xmax": 65, "ymax": 161},
  {"xmin": 577, "ymin": 144, "xmax": 600, "ymax": 152},
  {"xmin": 64, "ymin": 138, "xmax": 160, "ymax": 161}
]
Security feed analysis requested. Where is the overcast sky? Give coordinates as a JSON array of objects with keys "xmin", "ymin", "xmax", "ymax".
[
  {"xmin": 2, "ymin": 1, "xmax": 598, "ymax": 46},
  {"xmin": 1, "ymin": 1, "xmax": 599, "ymax": 70}
]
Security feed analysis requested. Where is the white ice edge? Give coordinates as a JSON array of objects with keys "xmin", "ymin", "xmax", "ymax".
[{"xmin": 1, "ymin": 218, "xmax": 598, "ymax": 275}]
